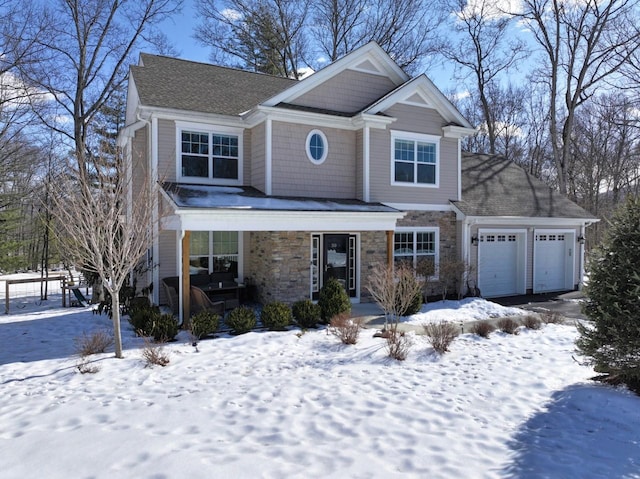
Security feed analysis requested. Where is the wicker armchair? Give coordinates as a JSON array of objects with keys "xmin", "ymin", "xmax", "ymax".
[{"xmin": 190, "ymin": 286, "xmax": 225, "ymax": 315}]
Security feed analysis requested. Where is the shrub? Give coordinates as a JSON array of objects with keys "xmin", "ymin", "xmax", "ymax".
[
  {"xmin": 292, "ymin": 299, "xmax": 321, "ymax": 329},
  {"xmin": 191, "ymin": 310, "xmax": 220, "ymax": 339},
  {"xmin": 329, "ymin": 312, "xmax": 362, "ymax": 345},
  {"xmin": 497, "ymin": 317, "xmax": 520, "ymax": 335},
  {"xmin": 318, "ymin": 277, "xmax": 351, "ymax": 323},
  {"xmin": 386, "ymin": 328, "xmax": 412, "ymax": 360},
  {"xmin": 261, "ymin": 301, "xmax": 293, "ymax": 331},
  {"xmin": 423, "ymin": 321, "xmax": 459, "ymax": 354},
  {"xmin": 540, "ymin": 311, "xmax": 564, "ymax": 324},
  {"xmin": 74, "ymin": 329, "xmax": 113, "ymax": 357},
  {"xmin": 522, "ymin": 315, "xmax": 542, "ymax": 330},
  {"xmin": 142, "ymin": 339, "xmax": 170, "ymax": 367},
  {"xmin": 150, "ymin": 313, "xmax": 179, "ymax": 342},
  {"xmin": 398, "ymin": 290, "xmax": 423, "ymax": 316},
  {"xmin": 471, "ymin": 320, "xmax": 495, "ymax": 338},
  {"xmin": 128, "ymin": 304, "xmax": 159, "ymax": 337},
  {"xmin": 226, "ymin": 306, "xmax": 257, "ymax": 334}
]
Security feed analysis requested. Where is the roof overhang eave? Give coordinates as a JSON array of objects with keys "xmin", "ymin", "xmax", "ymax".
[{"xmin": 162, "ymin": 207, "xmax": 406, "ymax": 232}]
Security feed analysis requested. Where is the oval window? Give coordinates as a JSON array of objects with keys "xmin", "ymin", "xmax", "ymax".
[{"xmin": 306, "ymin": 129, "xmax": 328, "ymax": 164}]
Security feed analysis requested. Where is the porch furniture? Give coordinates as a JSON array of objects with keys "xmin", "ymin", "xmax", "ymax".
[
  {"xmin": 161, "ymin": 277, "xmax": 180, "ymax": 315},
  {"xmin": 162, "ymin": 273, "xmax": 242, "ymax": 311},
  {"xmin": 190, "ymin": 286, "xmax": 225, "ymax": 315}
]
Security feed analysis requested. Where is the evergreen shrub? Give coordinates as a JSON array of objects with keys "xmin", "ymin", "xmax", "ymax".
[
  {"xmin": 261, "ymin": 301, "xmax": 292, "ymax": 330},
  {"xmin": 318, "ymin": 277, "xmax": 351, "ymax": 323},
  {"xmin": 150, "ymin": 313, "xmax": 179, "ymax": 342},
  {"xmin": 226, "ymin": 306, "xmax": 257, "ymax": 334},
  {"xmin": 191, "ymin": 311, "xmax": 220, "ymax": 339},
  {"xmin": 292, "ymin": 299, "xmax": 321, "ymax": 329}
]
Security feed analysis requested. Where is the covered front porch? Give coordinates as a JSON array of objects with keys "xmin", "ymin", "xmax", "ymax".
[{"xmin": 157, "ymin": 183, "xmax": 404, "ymax": 324}]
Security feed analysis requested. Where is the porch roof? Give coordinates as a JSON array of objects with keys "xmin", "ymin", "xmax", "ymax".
[{"xmin": 160, "ymin": 183, "xmax": 404, "ymax": 232}]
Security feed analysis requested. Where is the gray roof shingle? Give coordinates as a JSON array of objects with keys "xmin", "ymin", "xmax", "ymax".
[
  {"xmin": 131, "ymin": 54, "xmax": 297, "ymax": 116},
  {"xmin": 454, "ymin": 152, "xmax": 596, "ymax": 219}
]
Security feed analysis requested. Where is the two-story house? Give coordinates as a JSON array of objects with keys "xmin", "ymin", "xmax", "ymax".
[{"xmin": 119, "ymin": 42, "xmax": 596, "ymax": 322}]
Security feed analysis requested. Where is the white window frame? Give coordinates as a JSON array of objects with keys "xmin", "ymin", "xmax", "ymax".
[
  {"xmin": 189, "ymin": 231, "xmax": 241, "ymax": 276},
  {"xmin": 393, "ymin": 227, "xmax": 440, "ymax": 279},
  {"xmin": 176, "ymin": 121, "xmax": 243, "ymax": 185},
  {"xmin": 390, "ymin": 130, "xmax": 440, "ymax": 188},
  {"xmin": 305, "ymin": 129, "xmax": 328, "ymax": 165}
]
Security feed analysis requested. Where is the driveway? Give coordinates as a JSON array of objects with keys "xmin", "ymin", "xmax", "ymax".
[{"xmin": 492, "ymin": 290, "xmax": 587, "ymax": 321}]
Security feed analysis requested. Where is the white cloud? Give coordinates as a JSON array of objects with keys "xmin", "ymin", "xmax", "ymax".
[
  {"xmin": 458, "ymin": 0, "xmax": 522, "ymax": 20},
  {"xmin": 220, "ymin": 8, "xmax": 242, "ymax": 22}
]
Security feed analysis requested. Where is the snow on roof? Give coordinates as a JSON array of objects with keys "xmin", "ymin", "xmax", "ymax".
[{"xmin": 162, "ymin": 183, "xmax": 400, "ymax": 213}]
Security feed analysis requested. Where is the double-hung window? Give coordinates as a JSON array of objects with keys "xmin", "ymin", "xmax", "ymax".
[
  {"xmin": 391, "ymin": 131, "xmax": 439, "ymax": 187},
  {"xmin": 189, "ymin": 231, "xmax": 239, "ymax": 275},
  {"xmin": 393, "ymin": 228, "xmax": 439, "ymax": 277},
  {"xmin": 177, "ymin": 123, "xmax": 242, "ymax": 184}
]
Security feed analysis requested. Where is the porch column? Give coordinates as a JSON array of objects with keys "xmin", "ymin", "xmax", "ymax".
[
  {"xmin": 386, "ymin": 230, "xmax": 394, "ymax": 267},
  {"xmin": 182, "ymin": 230, "xmax": 191, "ymax": 326}
]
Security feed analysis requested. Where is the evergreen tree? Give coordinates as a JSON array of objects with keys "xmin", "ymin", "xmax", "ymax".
[{"xmin": 576, "ymin": 195, "xmax": 640, "ymax": 392}]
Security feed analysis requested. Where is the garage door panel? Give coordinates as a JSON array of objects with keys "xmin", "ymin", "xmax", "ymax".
[
  {"xmin": 478, "ymin": 233, "xmax": 519, "ymax": 297},
  {"xmin": 534, "ymin": 233, "xmax": 568, "ymax": 292}
]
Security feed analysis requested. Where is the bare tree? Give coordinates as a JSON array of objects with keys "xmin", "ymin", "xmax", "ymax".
[
  {"xmin": 195, "ymin": 0, "xmax": 309, "ymax": 78},
  {"xmin": 516, "ymin": 0, "xmax": 640, "ymax": 195},
  {"xmin": 50, "ymin": 152, "xmax": 156, "ymax": 358},
  {"xmin": 440, "ymin": 0, "xmax": 528, "ymax": 154},
  {"xmin": 15, "ymin": 0, "xmax": 181, "ymax": 183}
]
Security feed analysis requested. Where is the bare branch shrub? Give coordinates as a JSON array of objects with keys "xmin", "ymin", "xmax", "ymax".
[
  {"xmin": 423, "ymin": 321, "xmax": 459, "ymax": 354},
  {"xmin": 329, "ymin": 313, "xmax": 362, "ymax": 345},
  {"xmin": 471, "ymin": 320, "xmax": 495, "ymax": 338},
  {"xmin": 76, "ymin": 357, "xmax": 101, "ymax": 374},
  {"xmin": 74, "ymin": 330, "xmax": 114, "ymax": 357},
  {"xmin": 497, "ymin": 317, "xmax": 520, "ymax": 334},
  {"xmin": 386, "ymin": 328, "xmax": 412, "ymax": 361},
  {"xmin": 437, "ymin": 257, "xmax": 467, "ymax": 300},
  {"xmin": 141, "ymin": 339, "xmax": 170, "ymax": 367},
  {"xmin": 522, "ymin": 315, "xmax": 542, "ymax": 330},
  {"xmin": 367, "ymin": 262, "xmax": 423, "ymax": 329},
  {"xmin": 540, "ymin": 311, "xmax": 564, "ymax": 324}
]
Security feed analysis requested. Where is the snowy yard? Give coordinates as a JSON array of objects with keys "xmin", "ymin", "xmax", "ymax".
[{"xmin": 1, "ymin": 289, "xmax": 639, "ymax": 478}]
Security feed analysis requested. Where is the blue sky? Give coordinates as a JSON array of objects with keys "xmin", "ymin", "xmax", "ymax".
[{"xmin": 158, "ymin": 0, "xmax": 459, "ymax": 90}]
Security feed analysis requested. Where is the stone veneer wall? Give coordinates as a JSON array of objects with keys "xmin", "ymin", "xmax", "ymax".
[
  {"xmin": 396, "ymin": 210, "xmax": 458, "ymax": 297},
  {"xmin": 359, "ymin": 231, "xmax": 388, "ymax": 303},
  {"xmin": 248, "ymin": 231, "xmax": 311, "ymax": 304}
]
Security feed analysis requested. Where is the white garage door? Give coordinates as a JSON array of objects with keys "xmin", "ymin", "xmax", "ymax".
[
  {"xmin": 478, "ymin": 233, "xmax": 519, "ymax": 297},
  {"xmin": 534, "ymin": 233, "xmax": 569, "ymax": 292}
]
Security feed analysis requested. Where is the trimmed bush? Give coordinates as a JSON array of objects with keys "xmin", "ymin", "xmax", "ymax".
[
  {"xmin": 541, "ymin": 311, "xmax": 564, "ymax": 324},
  {"xmin": 423, "ymin": 321, "xmax": 459, "ymax": 354},
  {"xmin": 522, "ymin": 315, "xmax": 542, "ymax": 330},
  {"xmin": 471, "ymin": 320, "xmax": 495, "ymax": 338},
  {"xmin": 497, "ymin": 317, "xmax": 520, "ymax": 335},
  {"xmin": 128, "ymin": 305, "xmax": 159, "ymax": 337},
  {"xmin": 318, "ymin": 277, "xmax": 351, "ymax": 323},
  {"xmin": 292, "ymin": 299, "xmax": 321, "ymax": 329},
  {"xmin": 386, "ymin": 328, "xmax": 412, "ymax": 361},
  {"xmin": 150, "ymin": 313, "xmax": 179, "ymax": 342},
  {"xmin": 191, "ymin": 310, "xmax": 220, "ymax": 339},
  {"xmin": 329, "ymin": 312, "xmax": 362, "ymax": 345},
  {"xmin": 226, "ymin": 306, "xmax": 257, "ymax": 334},
  {"xmin": 398, "ymin": 290, "xmax": 423, "ymax": 316},
  {"xmin": 261, "ymin": 301, "xmax": 293, "ymax": 331}
]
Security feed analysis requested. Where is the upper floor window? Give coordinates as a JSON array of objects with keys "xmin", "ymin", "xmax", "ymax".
[
  {"xmin": 391, "ymin": 131, "xmax": 440, "ymax": 187},
  {"xmin": 177, "ymin": 122, "xmax": 242, "ymax": 184},
  {"xmin": 306, "ymin": 129, "xmax": 328, "ymax": 164}
]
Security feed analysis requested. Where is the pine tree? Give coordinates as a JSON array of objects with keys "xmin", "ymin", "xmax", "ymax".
[{"xmin": 576, "ymin": 195, "xmax": 640, "ymax": 392}]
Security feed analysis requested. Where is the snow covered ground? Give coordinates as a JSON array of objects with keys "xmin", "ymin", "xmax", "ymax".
[{"xmin": 1, "ymin": 278, "xmax": 639, "ymax": 478}]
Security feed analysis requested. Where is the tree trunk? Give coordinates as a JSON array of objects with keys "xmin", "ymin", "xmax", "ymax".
[{"xmin": 111, "ymin": 293, "xmax": 123, "ymax": 358}]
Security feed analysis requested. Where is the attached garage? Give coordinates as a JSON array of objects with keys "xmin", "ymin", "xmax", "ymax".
[
  {"xmin": 533, "ymin": 230, "xmax": 574, "ymax": 293},
  {"xmin": 477, "ymin": 229, "xmax": 526, "ymax": 297}
]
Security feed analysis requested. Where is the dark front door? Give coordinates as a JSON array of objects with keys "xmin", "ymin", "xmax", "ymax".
[
  {"xmin": 324, "ymin": 234, "xmax": 348, "ymax": 288},
  {"xmin": 312, "ymin": 233, "xmax": 356, "ymax": 300}
]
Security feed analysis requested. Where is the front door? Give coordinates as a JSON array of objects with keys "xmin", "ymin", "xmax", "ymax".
[{"xmin": 312, "ymin": 234, "xmax": 357, "ymax": 299}]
